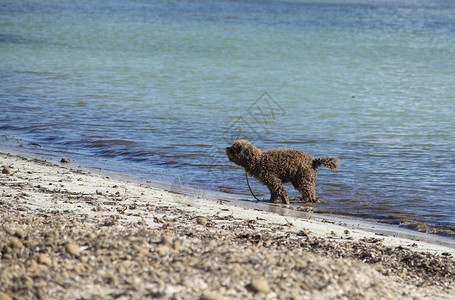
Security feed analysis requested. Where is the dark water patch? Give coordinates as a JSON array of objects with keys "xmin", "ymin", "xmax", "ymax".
[
  {"xmin": 0, "ymin": 125, "xmax": 21, "ymax": 131},
  {"xmin": 0, "ymin": 33, "xmax": 28, "ymax": 44},
  {"xmin": 89, "ymin": 139, "xmax": 136, "ymax": 147},
  {"xmin": 44, "ymin": 136, "xmax": 60, "ymax": 142}
]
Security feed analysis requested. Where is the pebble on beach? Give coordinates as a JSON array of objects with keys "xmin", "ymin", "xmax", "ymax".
[
  {"xmin": 0, "ymin": 292, "xmax": 13, "ymax": 300},
  {"xmin": 195, "ymin": 216, "xmax": 208, "ymax": 226},
  {"xmin": 66, "ymin": 242, "xmax": 80, "ymax": 256},
  {"xmin": 60, "ymin": 158, "xmax": 71, "ymax": 163},
  {"xmin": 38, "ymin": 254, "xmax": 52, "ymax": 267},
  {"xmin": 201, "ymin": 291, "xmax": 223, "ymax": 300},
  {"xmin": 250, "ymin": 279, "xmax": 270, "ymax": 294},
  {"xmin": 2, "ymin": 166, "xmax": 13, "ymax": 175}
]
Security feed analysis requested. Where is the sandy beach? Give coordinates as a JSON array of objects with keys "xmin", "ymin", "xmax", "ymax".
[{"xmin": 1, "ymin": 150, "xmax": 455, "ymax": 299}]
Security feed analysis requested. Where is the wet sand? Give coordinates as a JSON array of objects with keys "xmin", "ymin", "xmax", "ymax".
[{"xmin": 1, "ymin": 151, "xmax": 454, "ymax": 299}]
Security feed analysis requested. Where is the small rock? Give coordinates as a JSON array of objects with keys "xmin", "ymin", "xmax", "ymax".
[
  {"xmin": 0, "ymin": 292, "xmax": 13, "ymax": 300},
  {"xmin": 14, "ymin": 229, "xmax": 26, "ymax": 238},
  {"xmin": 137, "ymin": 219, "xmax": 147, "ymax": 226},
  {"xmin": 137, "ymin": 246, "xmax": 149, "ymax": 256},
  {"xmin": 38, "ymin": 253, "xmax": 52, "ymax": 267},
  {"xmin": 360, "ymin": 237, "xmax": 384, "ymax": 243},
  {"xmin": 2, "ymin": 254, "xmax": 12, "ymax": 260},
  {"xmin": 106, "ymin": 274, "xmax": 119, "ymax": 285},
  {"xmin": 60, "ymin": 158, "xmax": 71, "ymax": 163},
  {"xmin": 201, "ymin": 291, "xmax": 223, "ymax": 300},
  {"xmin": 298, "ymin": 228, "xmax": 309, "ymax": 236},
  {"xmin": 155, "ymin": 245, "xmax": 169, "ymax": 256},
  {"xmin": 375, "ymin": 263, "xmax": 386, "ymax": 274},
  {"xmin": 27, "ymin": 259, "xmax": 39, "ymax": 273},
  {"xmin": 36, "ymin": 287, "xmax": 46, "ymax": 299},
  {"xmin": 22, "ymin": 275, "xmax": 34, "ymax": 288},
  {"xmin": 250, "ymin": 279, "xmax": 270, "ymax": 294},
  {"xmin": 74, "ymin": 265, "xmax": 84, "ymax": 274},
  {"xmin": 66, "ymin": 242, "xmax": 80, "ymax": 256},
  {"xmin": 61, "ymin": 270, "xmax": 70, "ymax": 281},
  {"xmin": 296, "ymin": 258, "xmax": 308, "ymax": 269},
  {"xmin": 195, "ymin": 216, "xmax": 208, "ymax": 226},
  {"xmin": 160, "ymin": 235, "xmax": 173, "ymax": 245},
  {"xmin": 9, "ymin": 237, "xmax": 23, "ymax": 249},
  {"xmin": 2, "ymin": 166, "xmax": 13, "ymax": 175},
  {"xmin": 172, "ymin": 239, "xmax": 182, "ymax": 251}
]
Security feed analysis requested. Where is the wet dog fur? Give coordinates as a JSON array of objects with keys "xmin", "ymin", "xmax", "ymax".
[{"xmin": 225, "ymin": 139, "xmax": 339, "ymax": 204}]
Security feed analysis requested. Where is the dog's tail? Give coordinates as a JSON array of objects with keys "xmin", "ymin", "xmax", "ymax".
[{"xmin": 312, "ymin": 156, "xmax": 339, "ymax": 171}]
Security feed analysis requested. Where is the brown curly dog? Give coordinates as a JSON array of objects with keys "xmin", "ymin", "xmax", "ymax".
[{"xmin": 225, "ymin": 139, "xmax": 339, "ymax": 204}]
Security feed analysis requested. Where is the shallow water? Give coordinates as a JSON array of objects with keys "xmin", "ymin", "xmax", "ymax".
[{"xmin": 1, "ymin": 0, "xmax": 455, "ymax": 236}]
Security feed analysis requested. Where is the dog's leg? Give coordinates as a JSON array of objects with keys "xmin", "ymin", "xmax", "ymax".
[
  {"xmin": 269, "ymin": 190, "xmax": 279, "ymax": 203},
  {"xmin": 293, "ymin": 179, "xmax": 318, "ymax": 203},
  {"xmin": 262, "ymin": 175, "xmax": 289, "ymax": 205}
]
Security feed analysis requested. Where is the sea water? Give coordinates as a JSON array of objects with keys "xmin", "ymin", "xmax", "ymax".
[{"xmin": 1, "ymin": 0, "xmax": 455, "ymax": 235}]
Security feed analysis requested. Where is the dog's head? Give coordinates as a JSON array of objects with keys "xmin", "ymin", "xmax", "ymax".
[{"xmin": 225, "ymin": 139, "xmax": 262, "ymax": 170}]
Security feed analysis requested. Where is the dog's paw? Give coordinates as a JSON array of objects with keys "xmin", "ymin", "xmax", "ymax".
[{"xmin": 299, "ymin": 197, "xmax": 320, "ymax": 203}]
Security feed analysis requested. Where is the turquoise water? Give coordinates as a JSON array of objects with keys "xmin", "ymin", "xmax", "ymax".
[{"xmin": 1, "ymin": 0, "xmax": 455, "ymax": 235}]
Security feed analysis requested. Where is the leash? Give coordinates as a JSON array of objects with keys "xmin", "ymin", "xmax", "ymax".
[{"xmin": 245, "ymin": 171, "xmax": 260, "ymax": 201}]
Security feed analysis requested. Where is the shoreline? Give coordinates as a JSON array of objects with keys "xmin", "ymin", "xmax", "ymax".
[
  {"xmin": 1, "ymin": 150, "xmax": 455, "ymax": 299},
  {"xmin": 3, "ymin": 136, "xmax": 454, "ymax": 238},
  {"xmin": 3, "ymin": 147, "xmax": 455, "ymax": 251}
]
